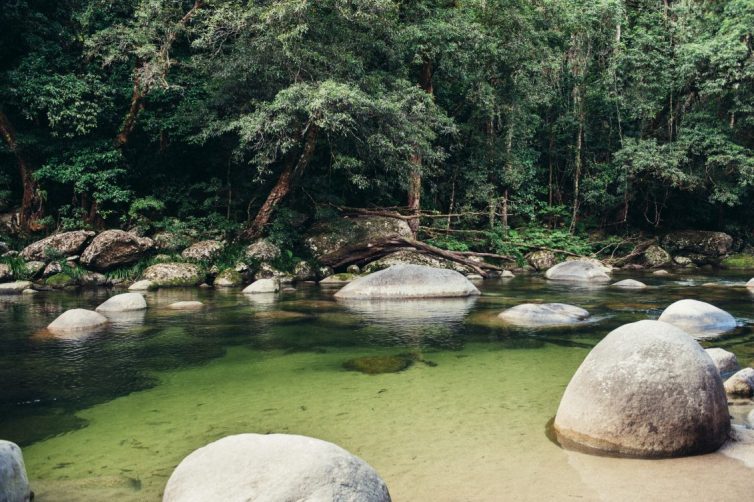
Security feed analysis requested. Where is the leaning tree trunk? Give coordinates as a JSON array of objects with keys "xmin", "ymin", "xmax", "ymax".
[
  {"xmin": 0, "ymin": 110, "xmax": 44, "ymax": 231},
  {"xmin": 240, "ymin": 125, "xmax": 319, "ymax": 241},
  {"xmin": 407, "ymin": 59, "xmax": 435, "ymax": 237}
]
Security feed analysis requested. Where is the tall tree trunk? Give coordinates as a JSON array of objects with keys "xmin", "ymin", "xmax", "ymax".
[
  {"xmin": 241, "ymin": 125, "xmax": 319, "ymax": 241},
  {"xmin": 407, "ymin": 59, "xmax": 434, "ymax": 237},
  {"xmin": 0, "ymin": 110, "xmax": 44, "ymax": 231},
  {"xmin": 570, "ymin": 86, "xmax": 585, "ymax": 234},
  {"xmin": 116, "ymin": 0, "xmax": 203, "ymax": 148}
]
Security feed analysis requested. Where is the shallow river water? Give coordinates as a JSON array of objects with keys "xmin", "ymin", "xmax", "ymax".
[{"xmin": 2, "ymin": 271, "xmax": 754, "ymax": 501}]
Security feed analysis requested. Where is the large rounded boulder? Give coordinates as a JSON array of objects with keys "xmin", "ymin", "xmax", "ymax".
[
  {"xmin": 661, "ymin": 230, "xmax": 733, "ymax": 258},
  {"xmin": 0, "ymin": 440, "xmax": 31, "ymax": 502},
  {"xmin": 21, "ymin": 230, "xmax": 94, "ymax": 261},
  {"xmin": 80, "ymin": 230, "xmax": 154, "ymax": 270},
  {"xmin": 544, "ymin": 259, "xmax": 611, "ymax": 283},
  {"xmin": 181, "ymin": 240, "xmax": 225, "ymax": 262},
  {"xmin": 657, "ymin": 299, "xmax": 737, "ymax": 338},
  {"xmin": 95, "ymin": 292, "xmax": 147, "ymax": 313},
  {"xmin": 163, "ymin": 433, "xmax": 391, "ymax": 502},
  {"xmin": 334, "ymin": 264, "xmax": 480, "ymax": 300},
  {"xmin": 142, "ymin": 263, "xmax": 204, "ymax": 287},
  {"xmin": 553, "ymin": 320, "xmax": 729, "ymax": 458},
  {"xmin": 498, "ymin": 303, "xmax": 590, "ymax": 327}
]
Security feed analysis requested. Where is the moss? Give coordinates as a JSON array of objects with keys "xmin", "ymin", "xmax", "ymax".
[
  {"xmin": 214, "ymin": 268, "xmax": 242, "ymax": 286},
  {"xmin": 721, "ymin": 254, "xmax": 754, "ymax": 270},
  {"xmin": 343, "ymin": 353, "xmax": 418, "ymax": 374},
  {"xmin": 45, "ymin": 273, "xmax": 75, "ymax": 288}
]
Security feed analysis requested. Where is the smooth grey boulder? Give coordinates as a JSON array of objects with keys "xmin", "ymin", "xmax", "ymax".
[
  {"xmin": 129, "ymin": 279, "xmax": 155, "ymax": 291},
  {"xmin": 657, "ymin": 299, "xmax": 737, "ymax": 338},
  {"xmin": 334, "ymin": 264, "xmax": 480, "ymax": 300},
  {"xmin": 724, "ymin": 368, "xmax": 754, "ymax": 397},
  {"xmin": 243, "ymin": 278, "xmax": 280, "ymax": 294},
  {"xmin": 163, "ymin": 433, "xmax": 391, "ymax": 502},
  {"xmin": 611, "ymin": 279, "xmax": 647, "ymax": 289},
  {"xmin": 653, "ymin": 269, "xmax": 671, "ymax": 276},
  {"xmin": 0, "ymin": 281, "xmax": 32, "ymax": 295},
  {"xmin": 544, "ymin": 259, "xmax": 611, "ymax": 283},
  {"xmin": 704, "ymin": 348, "xmax": 739, "ymax": 377},
  {"xmin": 20, "ymin": 230, "xmax": 94, "ymax": 261},
  {"xmin": 553, "ymin": 320, "xmax": 729, "ymax": 458},
  {"xmin": 47, "ymin": 309, "xmax": 108, "ymax": 334},
  {"xmin": 497, "ymin": 303, "xmax": 590, "ymax": 327},
  {"xmin": 95, "ymin": 293, "xmax": 147, "ymax": 313},
  {"xmin": 362, "ymin": 249, "xmax": 474, "ymax": 275},
  {"xmin": 80, "ymin": 230, "xmax": 154, "ymax": 270},
  {"xmin": 0, "ymin": 440, "xmax": 31, "ymax": 502}
]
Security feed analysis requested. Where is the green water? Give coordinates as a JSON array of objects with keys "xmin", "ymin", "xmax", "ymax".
[{"xmin": 2, "ymin": 272, "xmax": 754, "ymax": 501}]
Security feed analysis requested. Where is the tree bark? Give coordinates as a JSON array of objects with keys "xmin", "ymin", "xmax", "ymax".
[
  {"xmin": 569, "ymin": 85, "xmax": 584, "ymax": 234},
  {"xmin": 407, "ymin": 59, "xmax": 434, "ymax": 237},
  {"xmin": 240, "ymin": 124, "xmax": 319, "ymax": 241},
  {"xmin": 0, "ymin": 110, "xmax": 44, "ymax": 231}
]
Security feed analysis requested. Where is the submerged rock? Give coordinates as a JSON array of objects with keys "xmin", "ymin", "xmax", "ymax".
[
  {"xmin": 167, "ymin": 301, "xmax": 204, "ymax": 310},
  {"xmin": 611, "ymin": 279, "xmax": 647, "ymax": 289},
  {"xmin": 657, "ymin": 299, "xmax": 737, "ymax": 338},
  {"xmin": 553, "ymin": 320, "xmax": 729, "ymax": 458},
  {"xmin": 497, "ymin": 303, "xmax": 590, "ymax": 327},
  {"xmin": 724, "ymin": 368, "xmax": 754, "ymax": 397},
  {"xmin": 544, "ymin": 259, "xmax": 611, "ymax": 283},
  {"xmin": 704, "ymin": 348, "xmax": 739, "ymax": 377},
  {"xmin": 0, "ymin": 440, "xmax": 31, "ymax": 502},
  {"xmin": 163, "ymin": 433, "xmax": 391, "ymax": 502},
  {"xmin": 243, "ymin": 278, "xmax": 280, "ymax": 294},
  {"xmin": 142, "ymin": 263, "xmax": 204, "ymax": 287},
  {"xmin": 20, "ymin": 230, "xmax": 94, "ymax": 261},
  {"xmin": 96, "ymin": 293, "xmax": 147, "ymax": 313},
  {"xmin": 80, "ymin": 230, "xmax": 154, "ymax": 270},
  {"xmin": 0, "ymin": 281, "xmax": 32, "ymax": 295},
  {"xmin": 343, "ymin": 354, "xmax": 416, "ymax": 374},
  {"xmin": 48, "ymin": 309, "xmax": 108, "ymax": 334},
  {"xmin": 334, "ymin": 264, "xmax": 480, "ymax": 300}
]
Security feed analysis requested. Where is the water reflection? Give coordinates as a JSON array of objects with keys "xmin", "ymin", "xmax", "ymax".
[{"xmin": 337, "ymin": 296, "xmax": 478, "ymax": 329}]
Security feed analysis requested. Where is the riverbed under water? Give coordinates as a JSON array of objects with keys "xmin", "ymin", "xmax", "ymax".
[{"xmin": 2, "ymin": 271, "xmax": 754, "ymax": 501}]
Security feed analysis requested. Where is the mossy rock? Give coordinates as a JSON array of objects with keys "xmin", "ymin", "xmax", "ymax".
[
  {"xmin": 319, "ymin": 273, "xmax": 357, "ymax": 285},
  {"xmin": 45, "ymin": 273, "xmax": 76, "ymax": 288},
  {"xmin": 343, "ymin": 353, "xmax": 417, "ymax": 374},
  {"xmin": 721, "ymin": 254, "xmax": 754, "ymax": 270},
  {"xmin": 142, "ymin": 262, "xmax": 204, "ymax": 287},
  {"xmin": 214, "ymin": 268, "xmax": 242, "ymax": 287}
]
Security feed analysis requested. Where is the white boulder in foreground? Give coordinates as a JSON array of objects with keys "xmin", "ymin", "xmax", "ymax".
[
  {"xmin": 163, "ymin": 433, "xmax": 391, "ymax": 502},
  {"xmin": 497, "ymin": 303, "xmax": 589, "ymax": 327},
  {"xmin": 611, "ymin": 279, "xmax": 647, "ymax": 289},
  {"xmin": 48, "ymin": 309, "xmax": 108, "ymax": 333},
  {"xmin": 242, "ymin": 278, "xmax": 280, "ymax": 294},
  {"xmin": 0, "ymin": 440, "xmax": 31, "ymax": 502},
  {"xmin": 657, "ymin": 299, "xmax": 736, "ymax": 338},
  {"xmin": 95, "ymin": 293, "xmax": 147, "ymax": 313},
  {"xmin": 704, "ymin": 348, "xmax": 739, "ymax": 377},
  {"xmin": 544, "ymin": 260, "xmax": 610, "ymax": 283},
  {"xmin": 553, "ymin": 320, "xmax": 729, "ymax": 458},
  {"xmin": 168, "ymin": 301, "xmax": 204, "ymax": 310},
  {"xmin": 724, "ymin": 368, "xmax": 754, "ymax": 397},
  {"xmin": 334, "ymin": 264, "xmax": 480, "ymax": 300}
]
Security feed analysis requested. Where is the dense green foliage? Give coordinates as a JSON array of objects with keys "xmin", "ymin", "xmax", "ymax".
[{"xmin": 1, "ymin": 0, "xmax": 753, "ymax": 246}]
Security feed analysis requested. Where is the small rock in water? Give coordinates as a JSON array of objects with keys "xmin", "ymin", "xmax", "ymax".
[
  {"xmin": 611, "ymin": 279, "xmax": 647, "ymax": 289},
  {"xmin": 163, "ymin": 434, "xmax": 391, "ymax": 502},
  {"xmin": 21, "ymin": 289, "xmax": 37, "ymax": 295},
  {"xmin": 343, "ymin": 354, "xmax": 416, "ymax": 374},
  {"xmin": 243, "ymin": 278, "xmax": 280, "ymax": 294},
  {"xmin": 704, "ymin": 348, "xmax": 740, "ymax": 377},
  {"xmin": 0, "ymin": 440, "xmax": 32, "ymax": 502},
  {"xmin": 544, "ymin": 259, "xmax": 611, "ymax": 283},
  {"xmin": 724, "ymin": 368, "xmax": 754, "ymax": 397},
  {"xmin": 96, "ymin": 292, "xmax": 147, "ymax": 313},
  {"xmin": 0, "ymin": 281, "xmax": 33, "ymax": 295},
  {"xmin": 466, "ymin": 273, "xmax": 484, "ymax": 281},
  {"xmin": 129, "ymin": 279, "xmax": 155, "ymax": 291},
  {"xmin": 653, "ymin": 269, "xmax": 670, "ymax": 276},
  {"xmin": 168, "ymin": 301, "xmax": 204, "ymax": 310},
  {"xmin": 501, "ymin": 270, "xmax": 515, "ymax": 278},
  {"xmin": 48, "ymin": 308, "xmax": 109, "ymax": 334}
]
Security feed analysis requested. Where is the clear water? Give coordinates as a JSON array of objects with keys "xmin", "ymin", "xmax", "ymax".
[{"xmin": 2, "ymin": 271, "xmax": 754, "ymax": 501}]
